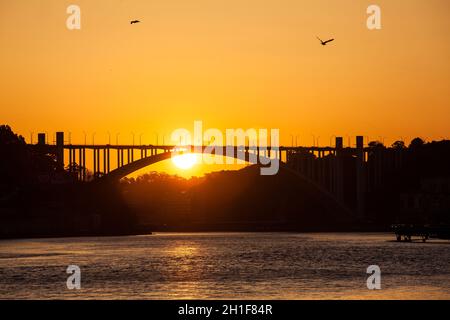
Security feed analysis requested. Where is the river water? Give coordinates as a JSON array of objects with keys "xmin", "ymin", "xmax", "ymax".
[{"xmin": 0, "ymin": 233, "xmax": 449, "ymax": 299}]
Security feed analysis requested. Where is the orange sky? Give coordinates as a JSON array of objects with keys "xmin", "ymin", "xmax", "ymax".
[{"xmin": 1, "ymin": 0, "xmax": 449, "ymax": 176}]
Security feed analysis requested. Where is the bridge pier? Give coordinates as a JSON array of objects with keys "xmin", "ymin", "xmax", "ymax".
[
  {"xmin": 107, "ymin": 148, "xmax": 110, "ymax": 173},
  {"xmin": 356, "ymin": 136, "xmax": 365, "ymax": 218},
  {"xmin": 56, "ymin": 132, "xmax": 64, "ymax": 170},
  {"xmin": 328, "ymin": 151, "xmax": 333, "ymax": 192},
  {"xmin": 97, "ymin": 149, "xmax": 101, "ymax": 176},
  {"xmin": 82, "ymin": 148, "xmax": 86, "ymax": 181},
  {"xmin": 37, "ymin": 133, "xmax": 46, "ymax": 145},
  {"xmin": 93, "ymin": 148, "xmax": 97, "ymax": 177},
  {"xmin": 68, "ymin": 147, "xmax": 72, "ymax": 172},
  {"xmin": 78, "ymin": 148, "xmax": 81, "ymax": 179},
  {"xmin": 103, "ymin": 148, "xmax": 107, "ymax": 175},
  {"xmin": 334, "ymin": 137, "xmax": 344, "ymax": 203}
]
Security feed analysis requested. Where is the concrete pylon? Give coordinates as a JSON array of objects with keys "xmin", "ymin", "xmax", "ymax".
[
  {"xmin": 37, "ymin": 133, "xmax": 46, "ymax": 145},
  {"xmin": 335, "ymin": 137, "xmax": 344, "ymax": 203},
  {"xmin": 56, "ymin": 132, "xmax": 64, "ymax": 170},
  {"xmin": 356, "ymin": 136, "xmax": 365, "ymax": 218}
]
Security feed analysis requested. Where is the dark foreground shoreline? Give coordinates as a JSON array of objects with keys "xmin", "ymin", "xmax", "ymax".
[{"xmin": 0, "ymin": 225, "xmax": 391, "ymax": 241}]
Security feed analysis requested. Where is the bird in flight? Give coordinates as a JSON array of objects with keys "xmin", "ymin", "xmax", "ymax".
[
  {"xmin": 317, "ymin": 36, "xmax": 334, "ymax": 46},
  {"xmin": 130, "ymin": 20, "xmax": 141, "ymax": 25}
]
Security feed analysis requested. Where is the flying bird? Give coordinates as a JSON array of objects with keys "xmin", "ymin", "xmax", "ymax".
[
  {"xmin": 130, "ymin": 20, "xmax": 140, "ymax": 25},
  {"xmin": 317, "ymin": 36, "xmax": 334, "ymax": 46}
]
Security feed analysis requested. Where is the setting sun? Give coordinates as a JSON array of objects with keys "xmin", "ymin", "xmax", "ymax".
[{"xmin": 172, "ymin": 153, "xmax": 198, "ymax": 170}]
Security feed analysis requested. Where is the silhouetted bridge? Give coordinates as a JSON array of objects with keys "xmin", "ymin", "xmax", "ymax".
[{"xmin": 30, "ymin": 132, "xmax": 393, "ymax": 218}]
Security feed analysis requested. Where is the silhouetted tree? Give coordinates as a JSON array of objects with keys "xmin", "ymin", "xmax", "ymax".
[
  {"xmin": 409, "ymin": 137, "xmax": 425, "ymax": 149},
  {"xmin": 391, "ymin": 140, "xmax": 406, "ymax": 149},
  {"xmin": 0, "ymin": 125, "xmax": 25, "ymax": 145},
  {"xmin": 0, "ymin": 125, "xmax": 62, "ymax": 189},
  {"xmin": 0, "ymin": 125, "xmax": 30, "ymax": 187},
  {"xmin": 368, "ymin": 141, "xmax": 384, "ymax": 148}
]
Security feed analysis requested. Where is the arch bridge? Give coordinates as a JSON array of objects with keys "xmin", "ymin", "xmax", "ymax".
[{"xmin": 30, "ymin": 132, "xmax": 370, "ymax": 218}]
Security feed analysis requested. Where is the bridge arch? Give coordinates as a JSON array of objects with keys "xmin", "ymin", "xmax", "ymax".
[{"xmin": 100, "ymin": 148, "xmax": 275, "ymax": 181}]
